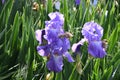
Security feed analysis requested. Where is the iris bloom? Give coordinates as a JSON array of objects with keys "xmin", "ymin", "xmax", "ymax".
[
  {"xmin": 72, "ymin": 21, "xmax": 106, "ymax": 58},
  {"xmin": 35, "ymin": 12, "xmax": 74, "ymax": 72}
]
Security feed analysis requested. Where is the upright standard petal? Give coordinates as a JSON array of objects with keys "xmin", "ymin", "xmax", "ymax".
[
  {"xmin": 81, "ymin": 21, "xmax": 103, "ymax": 41},
  {"xmin": 47, "ymin": 55, "xmax": 63, "ymax": 72},
  {"xmin": 48, "ymin": 12, "xmax": 64, "ymax": 24},
  {"xmin": 44, "ymin": 29, "xmax": 59, "ymax": 43},
  {"xmin": 88, "ymin": 41, "xmax": 106, "ymax": 58}
]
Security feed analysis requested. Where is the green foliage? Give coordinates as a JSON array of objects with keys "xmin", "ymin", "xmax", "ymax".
[{"xmin": 0, "ymin": 0, "xmax": 120, "ymax": 80}]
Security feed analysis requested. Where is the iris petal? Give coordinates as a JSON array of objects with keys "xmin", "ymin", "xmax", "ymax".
[
  {"xmin": 63, "ymin": 52, "xmax": 74, "ymax": 62},
  {"xmin": 44, "ymin": 29, "xmax": 58, "ymax": 43},
  {"xmin": 81, "ymin": 21, "xmax": 103, "ymax": 41},
  {"xmin": 61, "ymin": 38, "xmax": 70, "ymax": 52},
  {"xmin": 88, "ymin": 41, "xmax": 106, "ymax": 58},
  {"xmin": 72, "ymin": 43, "xmax": 81, "ymax": 53},
  {"xmin": 48, "ymin": 12, "xmax": 64, "ymax": 24},
  {"xmin": 37, "ymin": 45, "xmax": 50, "ymax": 56},
  {"xmin": 47, "ymin": 55, "xmax": 63, "ymax": 72},
  {"xmin": 72, "ymin": 38, "xmax": 86, "ymax": 53},
  {"xmin": 35, "ymin": 29, "xmax": 45, "ymax": 44}
]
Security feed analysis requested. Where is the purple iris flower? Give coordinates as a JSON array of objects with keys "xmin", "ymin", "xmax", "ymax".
[
  {"xmin": 75, "ymin": 0, "xmax": 81, "ymax": 5},
  {"xmin": 72, "ymin": 21, "xmax": 106, "ymax": 58},
  {"xmin": 35, "ymin": 12, "xmax": 74, "ymax": 72}
]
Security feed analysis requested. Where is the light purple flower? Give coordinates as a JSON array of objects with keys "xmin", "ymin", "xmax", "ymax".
[
  {"xmin": 75, "ymin": 0, "xmax": 81, "ymax": 5},
  {"xmin": 35, "ymin": 12, "xmax": 74, "ymax": 72},
  {"xmin": 81, "ymin": 21, "xmax": 103, "ymax": 41},
  {"xmin": 72, "ymin": 21, "xmax": 106, "ymax": 58},
  {"xmin": 44, "ymin": 12, "xmax": 65, "ymax": 44}
]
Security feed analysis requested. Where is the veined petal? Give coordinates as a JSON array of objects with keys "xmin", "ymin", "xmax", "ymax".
[
  {"xmin": 47, "ymin": 55, "xmax": 63, "ymax": 72},
  {"xmin": 63, "ymin": 52, "xmax": 74, "ymax": 62},
  {"xmin": 88, "ymin": 41, "xmax": 106, "ymax": 58}
]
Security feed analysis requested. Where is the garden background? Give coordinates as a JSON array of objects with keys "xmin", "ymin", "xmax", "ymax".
[{"xmin": 0, "ymin": 0, "xmax": 120, "ymax": 80}]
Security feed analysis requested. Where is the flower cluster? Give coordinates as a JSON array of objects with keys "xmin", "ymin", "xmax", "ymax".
[
  {"xmin": 72, "ymin": 21, "xmax": 107, "ymax": 58},
  {"xmin": 35, "ymin": 12, "xmax": 74, "ymax": 72}
]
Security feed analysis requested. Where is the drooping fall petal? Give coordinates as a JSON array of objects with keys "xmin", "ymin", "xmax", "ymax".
[{"xmin": 88, "ymin": 41, "xmax": 106, "ymax": 58}]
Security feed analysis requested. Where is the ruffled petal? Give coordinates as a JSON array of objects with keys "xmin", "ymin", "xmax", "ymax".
[
  {"xmin": 81, "ymin": 21, "xmax": 103, "ymax": 41},
  {"xmin": 47, "ymin": 55, "xmax": 63, "ymax": 72},
  {"xmin": 88, "ymin": 41, "xmax": 106, "ymax": 58},
  {"xmin": 48, "ymin": 12, "xmax": 64, "ymax": 24},
  {"xmin": 44, "ymin": 29, "xmax": 58, "ymax": 43}
]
